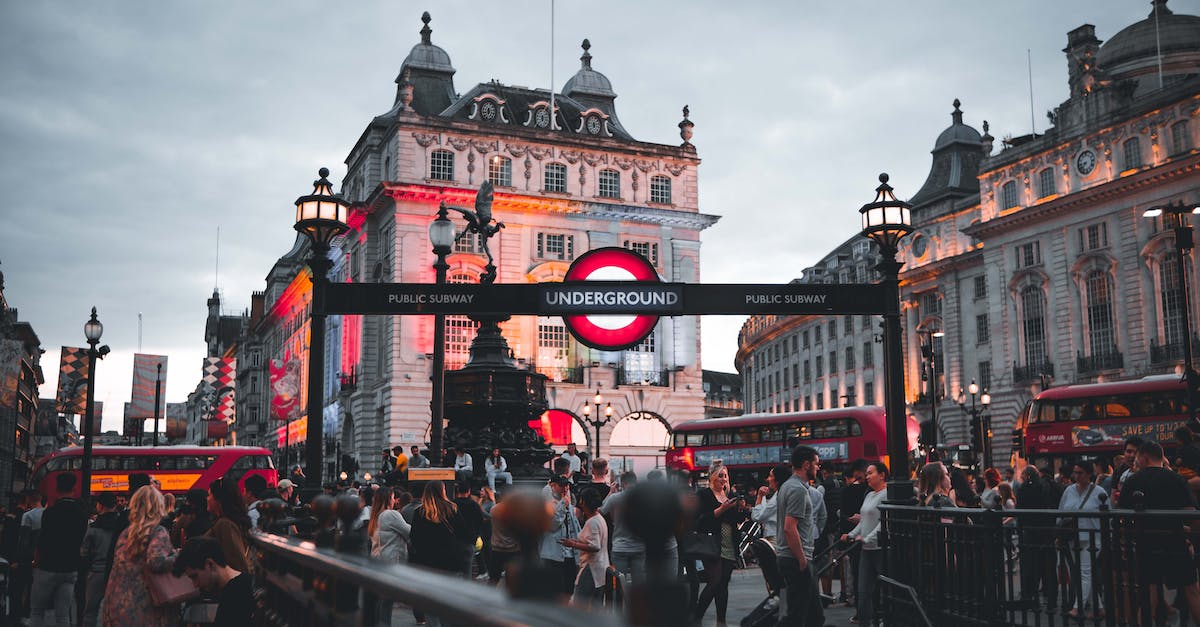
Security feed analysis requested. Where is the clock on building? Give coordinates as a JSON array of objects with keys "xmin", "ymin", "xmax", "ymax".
[
  {"xmin": 480, "ymin": 100, "xmax": 497, "ymax": 121},
  {"xmin": 912, "ymin": 234, "xmax": 928, "ymax": 258},
  {"xmin": 1076, "ymin": 149, "xmax": 1097, "ymax": 175},
  {"xmin": 535, "ymin": 107, "xmax": 550, "ymax": 128},
  {"xmin": 586, "ymin": 115, "xmax": 602, "ymax": 135}
]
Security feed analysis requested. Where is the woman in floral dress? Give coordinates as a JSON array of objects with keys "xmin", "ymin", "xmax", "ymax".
[{"xmin": 102, "ymin": 485, "xmax": 180, "ymax": 626}]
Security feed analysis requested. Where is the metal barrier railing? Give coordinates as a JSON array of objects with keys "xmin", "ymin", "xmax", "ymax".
[
  {"xmin": 878, "ymin": 501, "xmax": 1200, "ymax": 627},
  {"xmin": 249, "ymin": 531, "xmax": 626, "ymax": 627}
]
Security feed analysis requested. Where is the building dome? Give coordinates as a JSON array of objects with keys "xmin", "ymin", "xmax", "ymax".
[
  {"xmin": 402, "ymin": 11, "xmax": 455, "ymax": 74},
  {"xmin": 562, "ymin": 39, "xmax": 615, "ymax": 98},
  {"xmin": 934, "ymin": 99, "xmax": 982, "ymax": 150},
  {"xmin": 909, "ymin": 99, "xmax": 982, "ymax": 209},
  {"xmin": 1097, "ymin": 0, "xmax": 1200, "ymax": 78}
]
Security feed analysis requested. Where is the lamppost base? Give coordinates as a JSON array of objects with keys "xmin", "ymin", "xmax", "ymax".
[{"xmin": 885, "ymin": 479, "xmax": 917, "ymax": 505}]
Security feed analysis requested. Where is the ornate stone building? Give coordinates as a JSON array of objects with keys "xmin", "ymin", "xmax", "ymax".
[
  {"xmin": 738, "ymin": 1, "xmax": 1200, "ymax": 466},
  {"xmin": 233, "ymin": 13, "xmax": 716, "ymax": 476}
]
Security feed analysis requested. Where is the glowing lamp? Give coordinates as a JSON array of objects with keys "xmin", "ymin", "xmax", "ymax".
[
  {"xmin": 429, "ymin": 202, "xmax": 456, "ymax": 252},
  {"xmin": 84, "ymin": 307, "xmax": 104, "ymax": 342},
  {"xmin": 981, "ymin": 391, "xmax": 991, "ymax": 406},
  {"xmin": 968, "ymin": 381, "xmax": 979, "ymax": 396},
  {"xmin": 294, "ymin": 167, "xmax": 349, "ymax": 247},
  {"xmin": 859, "ymin": 173, "xmax": 913, "ymax": 250}
]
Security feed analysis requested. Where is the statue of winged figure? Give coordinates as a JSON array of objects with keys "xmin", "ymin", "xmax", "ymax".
[{"xmin": 442, "ymin": 180, "xmax": 505, "ymax": 283}]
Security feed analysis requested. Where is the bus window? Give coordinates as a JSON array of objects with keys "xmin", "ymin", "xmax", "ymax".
[
  {"xmin": 1103, "ymin": 397, "xmax": 1131, "ymax": 418},
  {"xmin": 673, "ymin": 433, "xmax": 686, "ymax": 448},
  {"xmin": 733, "ymin": 427, "xmax": 762, "ymax": 444},
  {"xmin": 796, "ymin": 424, "xmax": 812, "ymax": 439},
  {"xmin": 764, "ymin": 425, "xmax": 784, "ymax": 441},
  {"xmin": 685, "ymin": 433, "xmax": 705, "ymax": 446},
  {"xmin": 850, "ymin": 419, "xmax": 862, "ymax": 436},
  {"xmin": 712, "ymin": 431, "xmax": 732, "ymax": 445},
  {"xmin": 66, "ymin": 457, "xmax": 82, "ymax": 471},
  {"xmin": 231, "ymin": 454, "xmax": 275, "ymax": 471},
  {"xmin": 159, "ymin": 457, "xmax": 179, "ymax": 471}
]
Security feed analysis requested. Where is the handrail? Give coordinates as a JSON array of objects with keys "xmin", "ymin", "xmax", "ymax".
[
  {"xmin": 878, "ymin": 503, "xmax": 1200, "ymax": 519},
  {"xmin": 249, "ymin": 531, "xmax": 626, "ymax": 627}
]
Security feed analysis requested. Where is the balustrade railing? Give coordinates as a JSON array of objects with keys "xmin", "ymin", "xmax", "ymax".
[
  {"xmin": 1075, "ymin": 350, "xmax": 1123, "ymax": 375},
  {"xmin": 1012, "ymin": 361, "xmax": 1054, "ymax": 385},
  {"xmin": 1150, "ymin": 335, "xmax": 1200, "ymax": 366}
]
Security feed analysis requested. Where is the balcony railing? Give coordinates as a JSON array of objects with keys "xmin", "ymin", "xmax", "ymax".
[
  {"xmin": 617, "ymin": 367, "xmax": 671, "ymax": 387},
  {"xmin": 534, "ymin": 365, "xmax": 584, "ymax": 384},
  {"xmin": 1076, "ymin": 349, "xmax": 1124, "ymax": 375},
  {"xmin": 1150, "ymin": 335, "xmax": 1200, "ymax": 366},
  {"xmin": 1012, "ymin": 361, "xmax": 1054, "ymax": 384}
]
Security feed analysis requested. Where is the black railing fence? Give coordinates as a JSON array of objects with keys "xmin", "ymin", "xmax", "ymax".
[
  {"xmin": 250, "ymin": 531, "xmax": 625, "ymax": 627},
  {"xmin": 879, "ymin": 501, "xmax": 1200, "ymax": 627}
]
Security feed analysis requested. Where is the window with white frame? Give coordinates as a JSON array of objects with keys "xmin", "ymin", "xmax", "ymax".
[
  {"xmin": 544, "ymin": 163, "xmax": 567, "ymax": 192},
  {"xmin": 650, "ymin": 175, "xmax": 672, "ymax": 204},
  {"xmin": 1078, "ymin": 223, "xmax": 1108, "ymax": 252},
  {"xmin": 1015, "ymin": 241, "xmax": 1042, "ymax": 269},
  {"xmin": 623, "ymin": 240, "xmax": 659, "ymax": 265},
  {"xmin": 845, "ymin": 346, "xmax": 855, "ymax": 370},
  {"xmin": 537, "ymin": 232, "xmax": 575, "ymax": 261},
  {"xmin": 445, "ymin": 272, "xmax": 477, "ymax": 369},
  {"xmin": 622, "ymin": 332, "xmax": 660, "ymax": 384},
  {"xmin": 1001, "ymin": 180, "xmax": 1019, "ymax": 210},
  {"xmin": 1038, "ymin": 168, "xmax": 1056, "ymax": 198},
  {"xmin": 487, "ymin": 156, "xmax": 512, "ymax": 187},
  {"xmin": 1123, "ymin": 137, "xmax": 1142, "ymax": 170},
  {"xmin": 1162, "ymin": 254, "xmax": 1189, "ymax": 347},
  {"xmin": 1172, "ymin": 121, "xmax": 1192, "ymax": 155},
  {"xmin": 1085, "ymin": 270, "xmax": 1116, "ymax": 356},
  {"xmin": 863, "ymin": 381, "xmax": 874, "ymax": 404},
  {"xmin": 455, "ymin": 232, "xmax": 482, "ymax": 254},
  {"xmin": 430, "ymin": 149, "xmax": 454, "ymax": 181},
  {"xmin": 1021, "ymin": 285, "xmax": 1048, "ymax": 368},
  {"xmin": 598, "ymin": 169, "xmax": 620, "ymax": 198}
]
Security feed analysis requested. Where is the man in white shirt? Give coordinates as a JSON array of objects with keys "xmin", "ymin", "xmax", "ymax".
[
  {"xmin": 484, "ymin": 448, "xmax": 512, "ymax": 491},
  {"xmin": 561, "ymin": 443, "xmax": 583, "ymax": 475},
  {"xmin": 454, "ymin": 447, "xmax": 473, "ymax": 474}
]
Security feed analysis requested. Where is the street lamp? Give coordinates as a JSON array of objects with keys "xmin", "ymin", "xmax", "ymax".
[
  {"xmin": 428, "ymin": 202, "xmax": 456, "ymax": 466},
  {"xmin": 581, "ymin": 386, "xmax": 614, "ymax": 460},
  {"xmin": 918, "ymin": 328, "xmax": 945, "ymax": 453},
  {"xmin": 80, "ymin": 307, "xmax": 110, "ymax": 504},
  {"xmin": 957, "ymin": 380, "xmax": 992, "ymax": 469},
  {"xmin": 859, "ymin": 173, "xmax": 915, "ymax": 501},
  {"xmin": 1143, "ymin": 201, "xmax": 1200, "ymax": 426},
  {"xmin": 294, "ymin": 167, "xmax": 349, "ymax": 492}
]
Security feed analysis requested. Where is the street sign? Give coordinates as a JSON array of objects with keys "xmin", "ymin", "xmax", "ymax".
[
  {"xmin": 561, "ymin": 247, "xmax": 662, "ymax": 350},
  {"xmin": 323, "ymin": 282, "xmax": 887, "ymax": 316}
]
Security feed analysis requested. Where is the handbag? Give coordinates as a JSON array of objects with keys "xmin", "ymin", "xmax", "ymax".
[
  {"xmin": 144, "ymin": 566, "xmax": 200, "ymax": 606},
  {"xmin": 681, "ymin": 531, "xmax": 721, "ymax": 561}
]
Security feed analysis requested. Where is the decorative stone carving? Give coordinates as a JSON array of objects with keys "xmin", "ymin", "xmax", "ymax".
[
  {"xmin": 560, "ymin": 149, "xmax": 581, "ymax": 164},
  {"xmin": 527, "ymin": 146, "xmax": 553, "ymax": 160},
  {"xmin": 613, "ymin": 156, "xmax": 634, "ymax": 170},
  {"xmin": 665, "ymin": 163, "xmax": 686, "ymax": 176},
  {"xmin": 471, "ymin": 139, "xmax": 499, "ymax": 154},
  {"xmin": 505, "ymin": 144, "xmax": 527, "ymax": 158},
  {"xmin": 679, "ymin": 105, "xmax": 694, "ymax": 147},
  {"xmin": 578, "ymin": 164, "xmax": 586, "ymax": 188},
  {"xmin": 582, "ymin": 152, "xmax": 606, "ymax": 166},
  {"xmin": 447, "ymin": 137, "xmax": 471, "ymax": 151},
  {"xmin": 413, "ymin": 132, "xmax": 440, "ymax": 147},
  {"xmin": 634, "ymin": 159, "xmax": 656, "ymax": 172}
]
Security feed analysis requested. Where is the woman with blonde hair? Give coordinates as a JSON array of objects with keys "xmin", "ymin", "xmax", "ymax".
[
  {"xmin": 408, "ymin": 481, "xmax": 466, "ymax": 626},
  {"xmin": 693, "ymin": 460, "xmax": 749, "ymax": 624},
  {"xmin": 101, "ymin": 485, "xmax": 180, "ymax": 626}
]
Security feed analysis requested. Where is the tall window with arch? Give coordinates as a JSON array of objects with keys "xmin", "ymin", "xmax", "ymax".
[
  {"xmin": 445, "ymin": 272, "xmax": 478, "ymax": 370},
  {"xmin": 1021, "ymin": 285, "xmax": 1048, "ymax": 369},
  {"xmin": 1085, "ymin": 270, "xmax": 1116, "ymax": 356},
  {"xmin": 1001, "ymin": 180, "xmax": 1019, "ymax": 210},
  {"xmin": 1038, "ymin": 168, "xmax": 1056, "ymax": 198},
  {"xmin": 1161, "ymin": 254, "xmax": 1190, "ymax": 348}
]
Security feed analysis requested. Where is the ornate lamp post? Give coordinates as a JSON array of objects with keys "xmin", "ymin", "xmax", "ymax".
[
  {"xmin": 859, "ymin": 173, "xmax": 915, "ymax": 501},
  {"xmin": 1143, "ymin": 201, "xmax": 1200, "ymax": 425},
  {"xmin": 293, "ymin": 168, "xmax": 349, "ymax": 492},
  {"xmin": 81, "ymin": 307, "xmax": 109, "ymax": 504},
  {"xmin": 581, "ymin": 386, "xmax": 613, "ymax": 460},
  {"xmin": 428, "ymin": 203, "xmax": 456, "ymax": 466},
  {"xmin": 918, "ymin": 328, "xmax": 944, "ymax": 453},
  {"xmin": 957, "ymin": 380, "xmax": 992, "ymax": 468}
]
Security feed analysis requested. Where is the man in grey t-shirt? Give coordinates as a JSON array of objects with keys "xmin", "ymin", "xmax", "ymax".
[
  {"xmin": 600, "ymin": 472, "xmax": 646, "ymax": 583},
  {"xmin": 775, "ymin": 446, "xmax": 825, "ymax": 626}
]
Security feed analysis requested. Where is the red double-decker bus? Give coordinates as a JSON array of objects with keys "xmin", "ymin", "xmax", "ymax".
[
  {"xmin": 1018, "ymin": 375, "xmax": 1191, "ymax": 470},
  {"xmin": 31, "ymin": 445, "xmax": 277, "ymax": 504},
  {"xmin": 665, "ymin": 406, "xmax": 919, "ymax": 483}
]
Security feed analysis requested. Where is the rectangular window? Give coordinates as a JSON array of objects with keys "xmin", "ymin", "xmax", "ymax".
[
  {"xmin": 791, "ymin": 335, "xmax": 798, "ymax": 352},
  {"xmin": 802, "ymin": 331, "xmax": 810, "ymax": 349},
  {"xmin": 1002, "ymin": 181, "xmax": 1019, "ymax": 210},
  {"xmin": 1078, "ymin": 223, "xmax": 1109, "ymax": 252},
  {"xmin": 829, "ymin": 350, "xmax": 837, "ymax": 372},
  {"xmin": 816, "ymin": 393, "xmax": 824, "ymax": 410},
  {"xmin": 815, "ymin": 327, "xmax": 823, "ymax": 344},
  {"xmin": 1038, "ymin": 168, "xmax": 1056, "ymax": 198},
  {"xmin": 455, "ymin": 232, "xmax": 482, "ymax": 253},
  {"xmin": 920, "ymin": 291, "xmax": 941, "ymax": 316},
  {"xmin": 623, "ymin": 240, "xmax": 659, "ymax": 265},
  {"xmin": 863, "ymin": 382, "xmax": 874, "ymax": 404},
  {"xmin": 1123, "ymin": 137, "xmax": 1142, "ymax": 170},
  {"xmin": 430, "ymin": 150, "xmax": 454, "ymax": 181},
  {"xmin": 862, "ymin": 315, "xmax": 872, "ymax": 330},
  {"xmin": 975, "ymin": 313, "xmax": 989, "ymax": 344},
  {"xmin": 979, "ymin": 361, "xmax": 993, "ymax": 390},
  {"xmin": 537, "ymin": 233, "xmax": 575, "ymax": 261},
  {"xmin": 974, "ymin": 275, "xmax": 987, "ymax": 300},
  {"xmin": 792, "ymin": 364, "xmax": 799, "ymax": 387},
  {"xmin": 544, "ymin": 163, "xmax": 567, "ymax": 192},
  {"xmin": 862, "ymin": 342, "xmax": 874, "ymax": 368},
  {"xmin": 816, "ymin": 355, "xmax": 824, "ymax": 377},
  {"xmin": 829, "ymin": 320, "xmax": 837, "ymax": 339},
  {"xmin": 487, "ymin": 156, "xmax": 512, "ymax": 187},
  {"xmin": 845, "ymin": 346, "xmax": 855, "ymax": 370},
  {"xmin": 1172, "ymin": 121, "xmax": 1192, "ymax": 155},
  {"xmin": 803, "ymin": 360, "xmax": 811, "ymax": 382},
  {"xmin": 599, "ymin": 170, "xmax": 620, "ymax": 198},
  {"xmin": 650, "ymin": 175, "xmax": 672, "ymax": 204},
  {"xmin": 844, "ymin": 316, "xmax": 853, "ymax": 335},
  {"xmin": 1015, "ymin": 241, "xmax": 1042, "ymax": 269}
]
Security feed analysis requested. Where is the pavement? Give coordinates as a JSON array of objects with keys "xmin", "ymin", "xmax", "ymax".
[{"xmin": 388, "ymin": 565, "xmax": 859, "ymax": 626}]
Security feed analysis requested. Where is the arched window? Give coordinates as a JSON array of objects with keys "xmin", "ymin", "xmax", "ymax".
[
  {"xmin": 430, "ymin": 149, "xmax": 454, "ymax": 181},
  {"xmin": 487, "ymin": 156, "xmax": 511, "ymax": 187},
  {"xmin": 1085, "ymin": 270, "xmax": 1115, "ymax": 356},
  {"xmin": 1038, "ymin": 168, "xmax": 1056, "ymax": 198},
  {"xmin": 1162, "ymin": 254, "xmax": 1188, "ymax": 347},
  {"xmin": 1123, "ymin": 137, "xmax": 1142, "ymax": 170},
  {"xmin": 1001, "ymin": 181, "xmax": 1019, "ymax": 210},
  {"xmin": 1021, "ymin": 285, "xmax": 1047, "ymax": 368},
  {"xmin": 650, "ymin": 175, "xmax": 672, "ymax": 204},
  {"xmin": 598, "ymin": 169, "xmax": 620, "ymax": 198},
  {"xmin": 544, "ymin": 163, "xmax": 567, "ymax": 193},
  {"xmin": 445, "ymin": 272, "xmax": 477, "ymax": 369}
]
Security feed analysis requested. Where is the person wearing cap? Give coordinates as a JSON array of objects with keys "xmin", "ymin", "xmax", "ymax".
[
  {"xmin": 277, "ymin": 479, "xmax": 296, "ymax": 506},
  {"xmin": 541, "ymin": 471, "xmax": 581, "ymax": 595}
]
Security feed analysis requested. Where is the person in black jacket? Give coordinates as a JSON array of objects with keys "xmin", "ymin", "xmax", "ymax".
[
  {"xmin": 693, "ymin": 460, "xmax": 749, "ymax": 624},
  {"xmin": 409, "ymin": 481, "xmax": 469, "ymax": 627},
  {"xmin": 175, "ymin": 536, "xmax": 255, "ymax": 627},
  {"xmin": 80, "ymin": 493, "xmax": 122, "ymax": 627},
  {"xmin": 1015, "ymin": 466, "xmax": 1058, "ymax": 609},
  {"xmin": 30, "ymin": 473, "xmax": 89, "ymax": 626}
]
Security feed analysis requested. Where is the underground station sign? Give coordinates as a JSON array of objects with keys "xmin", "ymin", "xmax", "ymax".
[{"xmin": 324, "ymin": 247, "xmax": 887, "ymax": 350}]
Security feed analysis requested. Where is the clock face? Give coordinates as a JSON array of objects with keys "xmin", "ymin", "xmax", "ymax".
[
  {"xmin": 912, "ymin": 234, "xmax": 928, "ymax": 258},
  {"xmin": 534, "ymin": 108, "xmax": 550, "ymax": 128},
  {"xmin": 480, "ymin": 101, "xmax": 497, "ymax": 121},
  {"xmin": 586, "ymin": 115, "xmax": 602, "ymax": 135},
  {"xmin": 1076, "ymin": 150, "xmax": 1097, "ymax": 175}
]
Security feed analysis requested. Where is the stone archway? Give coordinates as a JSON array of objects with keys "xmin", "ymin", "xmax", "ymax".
[
  {"xmin": 607, "ymin": 411, "xmax": 672, "ymax": 474},
  {"xmin": 529, "ymin": 408, "xmax": 589, "ymax": 452}
]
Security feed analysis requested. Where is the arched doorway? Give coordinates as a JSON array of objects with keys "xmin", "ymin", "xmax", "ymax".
[
  {"xmin": 607, "ymin": 411, "xmax": 671, "ymax": 474},
  {"xmin": 529, "ymin": 408, "xmax": 589, "ymax": 452}
]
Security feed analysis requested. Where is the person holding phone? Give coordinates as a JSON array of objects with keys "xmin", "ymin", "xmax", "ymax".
[{"xmin": 694, "ymin": 460, "xmax": 749, "ymax": 624}]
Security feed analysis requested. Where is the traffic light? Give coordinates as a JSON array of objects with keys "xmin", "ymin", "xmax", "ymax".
[
  {"xmin": 1010, "ymin": 428, "xmax": 1023, "ymax": 450},
  {"xmin": 970, "ymin": 416, "xmax": 983, "ymax": 454}
]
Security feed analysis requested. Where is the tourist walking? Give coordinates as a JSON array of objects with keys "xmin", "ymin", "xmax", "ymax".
[
  {"xmin": 101, "ymin": 486, "xmax": 180, "ymax": 627},
  {"xmin": 601, "ymin": 471, "xmax": 646, "ymax": 584},
  {"xmin": 30, "ymin": 474, "xmax": 88, "ymax": 627},
  {"xmin": 80, "ymin": 493, "xmax": 122, "ymax": 627},
  {"xmin": 776, "ymin": 447, "xmax": 823, "ymax": 627},
  {"xmin": 409, "ymin": 481, "xmax": 467, "ymax": 626},
  {"xmin": 694, "ymin": 460, "xmax": 749, "ymax": 624},
  {"xmin": 564, "ymin": 488, "xmax": 609, "ymax": 607},
  {"xmin": 1058, "ymin": 460, "xmax": 1105, "ymax": 618},
  {"xmin": 541, "ymin": 475, "xmax": 580, "ymax": 595}
]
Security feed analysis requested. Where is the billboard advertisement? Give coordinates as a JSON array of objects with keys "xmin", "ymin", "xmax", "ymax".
[
  {"xmin": 129, "ymin": 354, "xmax": 168, "ymax": 420},
  {"xmin": 55, "ymin": 347, "xmax": 89, "ymax": 415}
]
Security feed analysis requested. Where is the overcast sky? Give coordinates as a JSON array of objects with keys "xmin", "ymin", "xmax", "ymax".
[{"xmin": 1, "ymin": 0, "xmax": 1186, "ymax": 432}]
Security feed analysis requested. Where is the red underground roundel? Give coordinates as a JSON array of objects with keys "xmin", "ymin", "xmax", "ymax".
[{"xmin": 562, "ymin": 247, "xmax": 661, "ymax": 351}]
